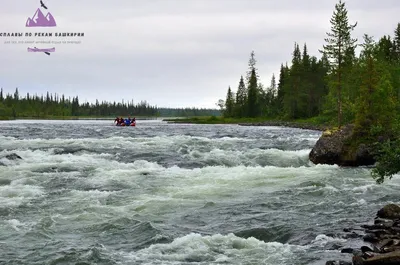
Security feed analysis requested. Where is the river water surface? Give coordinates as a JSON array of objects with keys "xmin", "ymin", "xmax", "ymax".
[{"xmin": 0, "ymin": 119, "xmax": 399, "ymax": 265}]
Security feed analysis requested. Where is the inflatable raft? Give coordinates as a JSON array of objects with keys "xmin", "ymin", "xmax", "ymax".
[{"xmin": 116, "ymin": 122, "xmax": 136, "ymax": 126}]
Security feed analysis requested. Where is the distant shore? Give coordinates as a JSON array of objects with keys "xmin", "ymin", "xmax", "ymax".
[
  {"xmin": 0, "ymin": 116, "xmax": 161, "ymax": 121},
  {"xmin": 163, "ymin": 117, "xmax": 329, "ymax": 131},
  {"xmin": 1, "ymin": 116, "xmax": 329, "ymax": 131}
]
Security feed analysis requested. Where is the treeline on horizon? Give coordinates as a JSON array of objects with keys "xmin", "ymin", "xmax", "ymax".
[
  {"xmin": 0, "ymin": 89, "xmax": 220, "ymax": 119},
  {"xmin": 220, "ymin": 0, "xmax": 400, "ymax": 183},
  {"xmin": 221, "ymin": 1, "xmax": 400, "ymax": 128}
]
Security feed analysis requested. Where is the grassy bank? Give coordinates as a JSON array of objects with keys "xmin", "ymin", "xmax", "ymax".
[
  {"xmin": 0, "ymin": 115, "xmax": 161, "ymax": 121},
  {"xmin": 163, "ymin": 116, "xmax": 269, "ymax": 124}
]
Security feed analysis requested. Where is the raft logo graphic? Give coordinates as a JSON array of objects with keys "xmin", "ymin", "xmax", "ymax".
[{"xmin": 26, "ymin": 8, "xmax": 56, "ymax": 27}]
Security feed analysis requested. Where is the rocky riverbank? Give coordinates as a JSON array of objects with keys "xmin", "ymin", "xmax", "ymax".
[
  {"xmin": 326, "ymin": 204, "xmax": 400, "ymax": 265},
  {"xmin": 238, "ymin": 121, "xmax": 328, "ymax": 131}
]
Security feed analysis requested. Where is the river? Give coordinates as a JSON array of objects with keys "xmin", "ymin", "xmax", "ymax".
[{"xmin": 0, "ymin": 119, "xmax": 398, "ymax": 265}]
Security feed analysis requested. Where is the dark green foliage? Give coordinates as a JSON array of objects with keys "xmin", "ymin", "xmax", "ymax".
[
  {"xmin": 235, "ymin": 76, "xmax": 247, "ymax": 117},
  {"xmin": 247, "ymin": 68, "xmax": 259, "ymax": 117},
  {"xmin": 246, "ymin": 51, "xmax": 259, "ymax": 85},
  {"xmin": 394, "ymin": 23, "xmax": 400, "ymax": 61},
  {"xmin": 319, "ymin": 0, "xmax": 357, "ymax": 128},
  {"xmin": 276, "ymin": 64, "xmax": 287, "ymax": 112},
  {"xmin": 219, "ymin": 0, "xmax": 400, "ymax": 183},
  {"xmin": 0, "ymin": 90, "xmax": 220, "ymax": 119},
  {"xmin": 372, "ymin": 139, "xmax": 400, "ymax": 184},
  {"xmin": 355, "ymin": 35, "xmax": 396, "ymax": 138},
  {"xmin": 265, "ymin": 74, "xmax": 277, "ymax": 116},
  {"xmin": 224, "ymin": 86, "xmax": 235, "ymax": 117}
]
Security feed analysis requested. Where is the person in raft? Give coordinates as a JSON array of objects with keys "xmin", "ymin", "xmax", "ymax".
[
  {"xmin": 124, "ymin": 117, "xmax": 131, "ymax": 126},
  {"xmin": 114, "ymin": 117, "xmax": 124, "ymax": 126}
]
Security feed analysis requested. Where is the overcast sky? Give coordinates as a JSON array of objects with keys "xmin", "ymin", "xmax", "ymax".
[{"xmin": 1, "ymin": 0, "xmax": 399, "ymax": 108}]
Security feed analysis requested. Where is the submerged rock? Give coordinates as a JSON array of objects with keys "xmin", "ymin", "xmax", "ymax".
[
  {"xmin": 4, "ymin": 153, "xmax": 22, "ymax": 160},
  {"xmin": 309, "ymin": 124, "xmax": 375, "ymax": 166}
]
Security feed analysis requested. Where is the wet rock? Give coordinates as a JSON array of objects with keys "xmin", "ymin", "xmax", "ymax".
[
  {"xmin": 341, "ymin": 247, "xmax": 355, "ymax": 254},
  {"xmin": 361, "ymin": 245, "xmax": 379, "ymax": 253},
  {"xmin": 352, "ymin": 256, "xmax": 365, "ymax": 265},
  {"xmin": 326, "ymin": 205, "xmax": 400, "ymax": 264},
  {"xmin": 325, "ymin": 261, "xmax": 352, "ymax": 265},
  {"xmin": 377, "ymin": 204, "xmax": 400, "ymax": 219},
  {"xmin": 309, "ymin": 124, "xmax": 375, "ymax": 166},
  {"xmin": 361, "ymin": 250, "xmax": 400, "ymax": 264},
  {"xmin": 374, "ymin": 218, "xmax": 394, "ymax": 227},
  {"xmin": 363, "ymin": 233, "xmax": 380, "ymax": 243},
  {"xmin": 362, "ymin": 223, "xmax": 393, "ymax": 230},
  {"xmin": 0, "ymin": 179, "xmax": 11, "ymax": 186},
  {"xmin": 343, "ymin": 231, "xmax": 363, "ymax": 239}
]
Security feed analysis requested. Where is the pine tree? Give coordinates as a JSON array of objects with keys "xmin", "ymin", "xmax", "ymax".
[
  {"xmin": 320, "ymin": 0, "xmax": 357, "ymax": 128},
  {"xmin": 247, "ymin": 68, "xmax": 259, "ymax": 117},
  {"xmin": 257, "ymin": 83, "xmax": 267, "ymax": 116},
  {"xmin": 376, "ymin": 35, "xmax": 395, "ymax": 62},
  {"xmin": 265, "ymin": 74, "xmax": 276, "ymax": 116},
  {"xmin": 0, "ymin": 88, "xmax": 3, "ymax": 102},
  {"xmin": 235, "ymin": 76, "xmax": 247, "ymax": 117},
  {"xmin": 355, "ymin": 34, "xmax": 396, "ymax": 137},
  {"xmin": 276, "ymin": 64, "xmax": 287, "ymax": 114},
  {"xmin": 284, "ymin": 42, "xmax": 302, "ymax": 118},
  {"xmin": 394, "ymin": 23, "xmax": 400, "ymax": 61},
  {"xmin": 302, "ymin": 43, "xmax": 314, "ymax": 117},
  {"xmin": 14, "ymin": 88, "xmax": 19, "ymax": 101},
  {"xmin": 224, "ymin": 86, "xmax": 235, "ymax": 118},
  {"xmin": 246, "ymin": 51, "xmax": 259, "ymax": 85}
]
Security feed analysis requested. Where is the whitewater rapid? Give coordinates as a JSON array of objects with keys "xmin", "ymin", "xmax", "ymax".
[{"xmin": 1, "ymin": 119, "xmax": 399, "ymax": 264}]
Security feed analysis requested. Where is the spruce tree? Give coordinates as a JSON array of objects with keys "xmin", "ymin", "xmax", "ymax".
[
  {"xmin": 284, "ymin": 42, "xmax": 302, "ymax": 119},
  {"xmin": 265, "ymin": 74, "xmax": 276, "ymax": 116},
  {"xmin": 276, "ymin": 64, "xmax": 287, "ymax": 114},
  {"xmin": 0, "ymin": 88, "xmax": 3, "ymax": 102},
  {"xmin": 246, "ymin": 51, "xmax": 259, "ymax": 85},
  {"xmin": 394, "ymin": 23, "xmax": 400, "ymax": 61},
  {"xmin": 320, "ymin": 0, "xmax": 357, "ymax": 128},
  {"xmin": 355, "ymin": 34, "xmax": 396, "ymax": 137},
  {"xmin": 302, "ymin": 43, "xmax": 314, "ymax": 117},
  {"xmin": 14, "ymin": 88, "xmax": 19, "ymax": 101},
  {"xmin": 224, "ymin": 86, "xmax": 235, "ymax": 118},
  {"xmin": 247, "ymin": 68, "xmax": 259, "ymax": 117},
  {"xmin": 235, "ymin": 76, "xmax": 247, "ymax": 117}
]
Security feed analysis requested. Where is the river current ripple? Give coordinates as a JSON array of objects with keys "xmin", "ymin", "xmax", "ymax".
[{"xmin": 0, "ymin": 119, "xmax": 399, "ymax": 265}]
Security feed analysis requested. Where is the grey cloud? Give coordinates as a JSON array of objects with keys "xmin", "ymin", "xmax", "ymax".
[{"xmin": 1, "ymin": 0, "xmax": 400, "ymax": 108}]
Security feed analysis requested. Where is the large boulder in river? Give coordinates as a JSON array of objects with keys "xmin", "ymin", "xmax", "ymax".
[
  {"xmin": 309, "ymin": 124, "xmax": 376, "ymax": 166},
  {"xmin": 377, "ymin": 204, "xmax": 400, "ymax": 219}
]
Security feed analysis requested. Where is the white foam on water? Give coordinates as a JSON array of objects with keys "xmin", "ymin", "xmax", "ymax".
[
  {"xmin": 310, "ymin": 234, "xmax": 347, "ymax": 247},
  {"xmin": 183, "ymin": 147, "xmax": 312, "ymax": 167},
  {"xmin": 122, "ymin": 232, "xmax": 308, "ymax": 265},
  {"xmin": 0, "ymin": 183, "xmax": 44, "ymax": 207},
  {"xmin": 4, "ymin": 219, "xmax": 24, "ymax": 231}
]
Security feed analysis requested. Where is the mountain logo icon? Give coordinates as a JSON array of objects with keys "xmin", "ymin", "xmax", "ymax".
[{"xmin": 26, "ymin": 8, "xmax": 56, "ymax": 27}]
